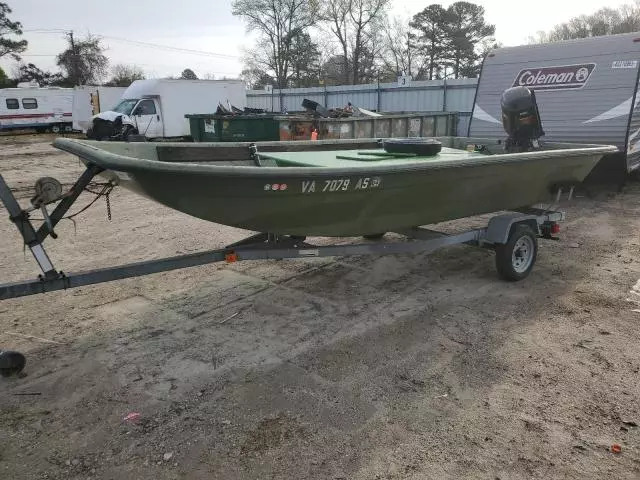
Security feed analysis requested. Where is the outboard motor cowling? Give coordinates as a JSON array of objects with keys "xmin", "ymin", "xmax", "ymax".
[{"xmin": 501, "ymin": 86, "xmax": 545, "ymax": 153}]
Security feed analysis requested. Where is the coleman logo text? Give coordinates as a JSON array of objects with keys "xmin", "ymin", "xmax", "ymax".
[{"xmin": 512, "ymin": 63, "xmax": 596, "ymax": 91}]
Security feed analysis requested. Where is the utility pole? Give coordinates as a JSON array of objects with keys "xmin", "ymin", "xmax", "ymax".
[
  {"xmin": 407, "ymin": 32, "xmax": 412, "ymax": 78},
  {"xmin": 67, "ymin": 31, "xmax": 79, "ymax": 86}
]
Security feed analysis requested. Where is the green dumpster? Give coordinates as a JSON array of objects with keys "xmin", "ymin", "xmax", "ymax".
[
  {"xmin": 185, "ymin": 114, "xmax": 220, "ymax": 142},
  {"xmin": 185, "ymin": 114, "xmax": 280, "ymax": 142}
]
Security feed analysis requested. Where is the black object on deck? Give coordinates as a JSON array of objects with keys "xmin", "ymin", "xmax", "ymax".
[{"xmin": 382, "ymin": 138, "xmax": 443, "ymax": 156}]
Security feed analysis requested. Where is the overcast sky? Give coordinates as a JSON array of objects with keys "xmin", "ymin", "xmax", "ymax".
[{"xmin": 0, "ymin": 0, "xmax": 633, "ymax": 80}]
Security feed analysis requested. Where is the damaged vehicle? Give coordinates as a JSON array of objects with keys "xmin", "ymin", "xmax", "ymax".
[
  {"xmin": 85, "ymin": 78, "xmax": 247, "ymax": 141},
  {"xmin": 86, "ymin": 100, "xmax": 142, "ymax": 141}
]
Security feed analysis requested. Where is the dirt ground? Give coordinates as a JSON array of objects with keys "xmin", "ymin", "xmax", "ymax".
[{"xmin": 0, "ymin": 134, "xmax": 639, "ymax": 480}]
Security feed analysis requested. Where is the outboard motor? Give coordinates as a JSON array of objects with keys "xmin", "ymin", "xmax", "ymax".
[{"xmin": 501, "ymin": 86, "xmax": 545, "ymax": 153}]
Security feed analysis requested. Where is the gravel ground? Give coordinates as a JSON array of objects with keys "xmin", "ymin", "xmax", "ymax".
[{"xmin": 0, "ymin": 134, "xmax": 639, "ymax": 480}]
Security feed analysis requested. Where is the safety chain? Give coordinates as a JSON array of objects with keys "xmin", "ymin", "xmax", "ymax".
[
  {"xmin": 66, "ymin": 182, "xmax": 115, "ymax": 221},
  {"xmin": 105, "ymin": 191, "xmax": 112, "ymax": 221}
]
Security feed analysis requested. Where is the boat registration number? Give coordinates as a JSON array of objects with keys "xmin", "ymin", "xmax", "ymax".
[{"xmin": 301, "ymin": 177, "xmax": 382, "ymax": 194}]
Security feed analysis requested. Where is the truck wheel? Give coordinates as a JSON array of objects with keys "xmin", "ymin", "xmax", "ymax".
[{"xmin": 495, "ymin": 224, "xmax": 537, "ymax": 281}]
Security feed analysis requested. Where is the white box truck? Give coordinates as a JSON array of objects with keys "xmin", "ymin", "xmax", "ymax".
[
  {"xmin": 86, "ymin": 79, "xmax": 247, "ymax": 140},
  {"xmin": 0, "ymin": 85, "xmax": 73, "ymax": 133}
]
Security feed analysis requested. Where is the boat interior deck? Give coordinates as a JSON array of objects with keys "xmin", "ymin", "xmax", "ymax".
[{"xmin": 260, "ymin": 147, "xmax": 486, "ymax": 168}]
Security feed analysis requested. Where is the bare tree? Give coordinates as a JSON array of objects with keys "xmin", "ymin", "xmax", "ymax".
[
  {"xmin": 618, "ymin": 1, "xmax": 640, "ymax": 32},
  {"xmin": 527, "ymin": 31, "xmax": 551, "ymax": 44},
  {"xmin": 379, "ymin": 16, "xmax": 415, "ymax": 79},
  {"xmin": 232, "ymin": 0, "xmax": 319, "ymax": 88},
  {"xmin": 531, "ymin": 1, "xmax": 640, "ymax": 43},
  {"xmin": 321, "ymin": 0, "xmax": 390, "ymax": 84},
  {"xmin": 241, "ymin": 66, "xmax": 273, "ymax": 89},
  {"xmin": 106, "ymin": 64, "xmax": 145, "ymax": 87},
  {"xmin": 321, "ymin": 0, "xmax": 351, "ymax": 84},
  {"xmin": 240, "ymin": 41, "xmax": 282, "ymax": 87}
]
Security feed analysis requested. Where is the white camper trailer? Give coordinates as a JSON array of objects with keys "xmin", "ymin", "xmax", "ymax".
[
  {"xmin": 469, "ymin": 32, "xmax": 640, "ymax": 176},
  {"xmin": 87, "ymin": 79, "xmax": 247, "ymax": 140},
  {"xmin": 0, "ymin": 86, "xmax": 73, "ymax": 133}
]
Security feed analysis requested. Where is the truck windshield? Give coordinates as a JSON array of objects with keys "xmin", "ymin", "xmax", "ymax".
[{"xmin": 112, "ymin": 99, "xmax": 139, "ymax": 115}]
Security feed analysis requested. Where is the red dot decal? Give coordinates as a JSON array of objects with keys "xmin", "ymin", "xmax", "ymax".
[
  {"xmin": 271, "ymin": 184, "xmax": 280, "ymax": 191},
  {"xmin": 280, "ymin": 184, "xmax": 288, "ymax": 191}
]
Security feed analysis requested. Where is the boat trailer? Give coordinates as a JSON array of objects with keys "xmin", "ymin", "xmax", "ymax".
[
  {"xmin": 0, "ymin": 165, "xmax": 570, "ymax": 375},
  {"xmin": 0, "ymin": 164, "xmax": 572, "ymax": 302}
]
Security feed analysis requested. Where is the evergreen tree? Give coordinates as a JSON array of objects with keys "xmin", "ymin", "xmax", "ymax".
[{"xmin": 0, "ymin": 2, "xmax": 27, "ymax": 60}]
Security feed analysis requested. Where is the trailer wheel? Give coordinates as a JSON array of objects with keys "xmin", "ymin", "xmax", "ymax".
[
  {"xmin": 51, "ymin": 125, "xmax": 61, "ymax": 133},
  {"xmin": 495, "ymin": 224, "xmax": 537, "ymax": 281},
  {"xmin": 0, "ymin": 350, "xmax": 26, "ymax": 377}
]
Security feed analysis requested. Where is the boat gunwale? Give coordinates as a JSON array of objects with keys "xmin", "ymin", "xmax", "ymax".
[{"xmin": 52, "ymin": 138, "xmax": 618, "ymax": 178}]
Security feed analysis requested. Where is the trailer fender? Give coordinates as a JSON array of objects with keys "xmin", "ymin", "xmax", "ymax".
[{"xmin": 485, "ymin": 213, "xmax": 540, "ymax": 245}]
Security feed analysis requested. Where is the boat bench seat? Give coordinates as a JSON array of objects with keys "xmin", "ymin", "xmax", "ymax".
[{"xmin": 156, "ymin": 146, "xmax": 253, "ymax": 162}]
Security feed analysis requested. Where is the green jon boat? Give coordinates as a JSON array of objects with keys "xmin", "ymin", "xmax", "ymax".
[
  {"xmin": 0, "ymin": 86, "xmax": 619, "ymax": 304},
  {"xmin": 53, "ymin": 136, "xmax": 616, "ymax": 237}
]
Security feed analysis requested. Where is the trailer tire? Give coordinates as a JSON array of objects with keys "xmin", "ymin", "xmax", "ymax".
[
  {"xmin": 495, "ymin": 224, "xmax": 537, "ymax": 281},
  {"xmin": 51, "ymin": 125, "xmax": 61, "ymax": 133}
]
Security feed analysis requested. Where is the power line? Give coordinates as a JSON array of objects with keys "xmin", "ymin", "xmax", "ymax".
[
  {"xmin": 15, "ymin": 30, "xmax": 243, "ymax": 77},
  {"xmin": 22, "ymin": 29, "xmax": 241, "ymax": 60},
  {"xmin": 100, "ymin": 35, "xmax": 241, "ymax": 60},
  {"xmin": 22, "ymin": 29, "xmax": 68, "ymax": 34}
]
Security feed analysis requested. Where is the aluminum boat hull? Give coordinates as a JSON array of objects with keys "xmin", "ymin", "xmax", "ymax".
[{"xmin": 53, "ymin": 137, "xmax": 616, "ymax": 237}]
